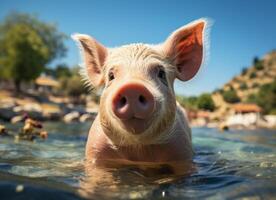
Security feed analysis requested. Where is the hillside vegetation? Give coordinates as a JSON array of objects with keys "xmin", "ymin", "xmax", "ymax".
[{"xmin": 212, "ymin": 50, "xmax": 276, "ymax": 115}]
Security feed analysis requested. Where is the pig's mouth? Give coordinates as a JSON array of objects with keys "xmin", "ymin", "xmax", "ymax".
[{"xmin": 120, "ymin": 117, "xmax": 151, "ymax": 135}]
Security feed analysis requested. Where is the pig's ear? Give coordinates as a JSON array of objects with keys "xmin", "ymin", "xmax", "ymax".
[
  {"xmin": 162, "ymin": 19, "xmax": 207, "ymax": 81},
  {"xmin": 72, "ymin": 34, "xmax": 107, "ymax": 87}
]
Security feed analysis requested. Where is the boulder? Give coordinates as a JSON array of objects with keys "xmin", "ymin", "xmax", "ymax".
[{"xmin": 63, "ymin": 111, "xmax": 80, "ymax": 123}]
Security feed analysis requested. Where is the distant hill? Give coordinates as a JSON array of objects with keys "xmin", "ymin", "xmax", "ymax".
[{"xmin": 211, "ymin": 50, "xmax": 276, "ymax": 118}]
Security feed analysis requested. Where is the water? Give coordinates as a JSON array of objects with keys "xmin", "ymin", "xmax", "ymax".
[{"xmin": 0, "ymin": 121, "xmax": 275, "ymax": 199}]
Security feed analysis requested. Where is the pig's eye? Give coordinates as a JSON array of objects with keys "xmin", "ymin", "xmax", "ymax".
[
  {"xmin": 158, "ymin": 68, "xmax": 167, "ymax": 85},
  {"xmin": 108, "ymin": 71, "xmax": 115, "ymax": 81}
]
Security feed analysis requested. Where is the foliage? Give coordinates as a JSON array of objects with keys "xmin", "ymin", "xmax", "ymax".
[
  {"xmin": 213, "ymin": 88, "xmax": 223, "ymax": 94},
  {"xmin": 176, "ymin": 95, "xmax": 198, "ymax": 110},
  {"xmin": 247, "ymin": 79, "xmax": 276, "ymax": 114},
  {"xmin": 255, "ymin": 61, "xmax": 264, "ymax": 70},
  {"xmin": 253, "ymin": 56, "xmax": 259, "ymax": 65},
  {"xmin": 0, "ymin": 12, "xmax": 67, "ymax": 91},
  {"xmin": 222, "ymin": 89, "xmax": 240, "ymax": 103},
  {"xmin": 197, "ymin": 93, "xmax": 215, "ymax": 111},
  {"xmin": 252, "ymin": 82, "xmax": 259, "ymax": 88},
  {"xmin": 58, "ymin": 67, "xmax": 88, "ymax": 97},
  {"xmin": 60, "ymin": 75, "xmax": 86, "ymax": 97},
  {"xmin": 239, "ymin": 82, "xmax": 248, "ymax": 90},
  {"xmin": 249, "ymin": 72, "xmax": 257, "ymax": 79},
  {"xmin": 177, "ymin": 93, "xmax": 215, "ymax": 111},
  {"xmin": 241, "ymin": 67, "xmax": 248, "ymax": 75}
]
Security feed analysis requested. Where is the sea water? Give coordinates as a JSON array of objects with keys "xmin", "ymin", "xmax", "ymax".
[{"xmin": 0, "ymin": 121, "xmax": 275, "ymax": 199}]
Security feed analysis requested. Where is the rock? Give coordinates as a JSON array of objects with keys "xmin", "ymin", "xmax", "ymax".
[
  {"xmin": 39, "ymin": 131, "xmax": 48, "ymax": 139},
  {"xmin": 264, "ymin": 115, "xmax": 276, "ymax": 128},
  {"xmin": 23, "ymin": 103, "xmax": 42, "ymax": 112},
  {"xmin": 219, "ymin": 123, "xmax": 229, "ymax": 131},
  {"xmin": 13, "ymin": 106, "xmax": 24, "ymax": 112},
  {"xmin": 11, "ymin": 115, "xmax": 25, "ymax": 124},
  {"xmin": 0, "ymin": 107, "xmax": 17, "ymax": 121},
  {"xmin": 79, "ymin": 113, "xmax": 95, "ymax": 122},
  {"xmin": 63, "ymin": 111, "xmax": 80, "ymax": 123}
]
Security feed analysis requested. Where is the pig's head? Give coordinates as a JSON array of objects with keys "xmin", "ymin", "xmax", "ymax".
[{"xmin": 73, "ymin": 19, "xmax": 208, "ymax": 145}]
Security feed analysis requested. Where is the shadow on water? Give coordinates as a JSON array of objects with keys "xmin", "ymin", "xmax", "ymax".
[{"xmin": 0, "ymin": 122, "xmax": 276, "ymax": 199}]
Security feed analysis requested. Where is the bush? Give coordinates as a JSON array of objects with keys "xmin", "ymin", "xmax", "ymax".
[
  {"xmin": 58, "ymin": 67, "xmax": 88, "ymax": 97},
  {"xmin": 252, "ymin": 82, "xmax": 259, "ymax": 88},
  {"xmin": 249, "ymin": 72, "xmax": 257, "ymax": 79},
  {"xmin": 239, "ymin": 82, "xmax": 248, "ymax": 90},
  {"xmin": 255, "ymin": 61, "xmax": 264, "ymax": 70},
  {"xmin": 253, "ymin": 56, "xmax": 259, "ymax": 65},
  {"xmin": 213, "ymin": 88, "xmax": 223, "ymax": 94},
  {"xmin": 197, "ymin": 93, "xmax": 215, "ymax": 111},
  {"xmin": 241, "ymin": 67, "xmax": 248, "ymax": 75},
  {"xmin": 246, "ymin": 93, "xmax": 258, "ymax": 103},
  {"xmin": 222, "ymin": 89, "xmax": 240, "ymax": 103},
  {"xmin": 176, "ymin": 95, "xmax": 198, "ymax": 110},
  {"xmin": 249, "ymin": 79, "xmax": 276, "ymax": 114},
  {"xmin": 256, "ymin": 79, "xmax": 276, "ymax": 114}
]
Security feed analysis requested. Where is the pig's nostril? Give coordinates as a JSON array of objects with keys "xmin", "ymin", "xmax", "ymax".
[
  {"xmin": 139, "ymin": 95, "xmax": 147, "ymax": 105},
  {"xmin": 118, "ymin": 96, "xmax": 127, "ymax": 108}
]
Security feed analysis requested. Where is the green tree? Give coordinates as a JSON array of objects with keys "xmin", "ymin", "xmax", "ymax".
[
  {"xmin": 197, "ymin": 93, "xmax": 215, "ymax": 111},
  {"xmin": 176, "ymin": 95, "xmax": 198, "ymax": 110},
  {"xmin": 241, "ymin": 67, "xmax": 248, "ymax": 75},
  {"xmin": 247, "ymin": 79, "xmax": 276, "ymax": 114},
  {"xmin": 55, "ymin": 64, "xmax": 72, "ymax": 78},
  {"xmin": 253, "ymin": 56, "xmax": 259, "ymax": 65},
  {"xmin": 59, "ymin": 67, "xmax": 89, "ymax": 97},
  {"xmin": 0, "ymin": 12, "xmax": 67, "ymax": 91},
  {"xmin": 239, "ymin": 82, "xmax": 248, "ymax": 90},
  {"xmin": 255, "ymin": 61, "xmax": 264, "ymax": 70},
  {"xmin": 222, "ymin": 89, "xmax": 240, "ymax": 103},
  {"xmin": 249, "ymin": 72, "xmax": 257, "ymax": 79}
]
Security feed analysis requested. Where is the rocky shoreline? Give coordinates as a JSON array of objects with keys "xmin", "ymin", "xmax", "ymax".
[{"xmin": 0, "ymin": 90, "xmax": 98, "ymax": 124}]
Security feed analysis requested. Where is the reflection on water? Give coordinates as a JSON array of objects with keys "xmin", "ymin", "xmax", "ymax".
[{"xmin": 0, "ymin": 121, "xmax": 275, "ymax": 199}]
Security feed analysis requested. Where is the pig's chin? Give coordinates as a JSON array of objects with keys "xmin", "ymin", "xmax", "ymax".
[{"xmin": 118, "ymin": 117, "xmax": 151, "ymax": 135}]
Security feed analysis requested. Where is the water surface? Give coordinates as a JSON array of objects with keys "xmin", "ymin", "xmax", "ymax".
[{"xmin": 0, "ymin": 121, "xmax": 275, "ymax": 199}]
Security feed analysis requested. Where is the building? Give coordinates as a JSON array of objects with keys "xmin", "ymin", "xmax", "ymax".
[
  {"xmin": 226, "ymin": 103, "xmax": 262, "ymax": 128},
  {"xmin": 35, "ymin": 75, "xmax": 60, "ymax": 94}
]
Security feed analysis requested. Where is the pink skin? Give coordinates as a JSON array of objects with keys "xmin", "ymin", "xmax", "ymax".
[
  {"xmin": 85, "ymin": 114, "xmax": 193, "ymax": 165},
  {"xmin": 73, "ymin": 19, "xmax": 207, "ymax": 174},
  {"xmin": 112, "ymin": 83, "xmax": 155, "ymax": 134}
]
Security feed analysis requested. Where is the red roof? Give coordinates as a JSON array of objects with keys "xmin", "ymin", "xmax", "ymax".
[{"xmin": 233, "ymin": 103, "xmax": 261, "ymax": 113}]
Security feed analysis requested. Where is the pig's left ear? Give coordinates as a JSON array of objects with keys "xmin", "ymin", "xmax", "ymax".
[{"xmin": 162, "ymin": 19, "xmax": 207, "ymax": 81}]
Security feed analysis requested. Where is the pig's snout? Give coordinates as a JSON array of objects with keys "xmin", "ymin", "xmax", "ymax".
[{"xmin": 112, "ymin": 83, "xmax": 155, "ymax": 121}]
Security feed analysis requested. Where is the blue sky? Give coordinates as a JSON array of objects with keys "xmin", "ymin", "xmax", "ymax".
[{"xmin": 1, "ymin": 0, "xmax": 276, "ymax": 96}]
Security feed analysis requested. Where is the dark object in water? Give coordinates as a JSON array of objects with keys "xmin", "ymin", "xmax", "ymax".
[{"xmin": 0, "ymin": 125, "xmax": 9, "ymax": 136}]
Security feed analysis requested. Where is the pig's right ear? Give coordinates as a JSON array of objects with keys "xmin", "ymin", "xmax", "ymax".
[
  {"xmin": 72, "ymin": 34, "xmax": 107, "ymax": 87},
  {"xmin": 162, "ymin": 19, "xmax": 207, "ymax": 81}
]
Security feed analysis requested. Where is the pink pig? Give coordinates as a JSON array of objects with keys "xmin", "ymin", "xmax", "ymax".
[{"xmin": 73, "ymin": 19, "xmax": 208, "ymax": 173}]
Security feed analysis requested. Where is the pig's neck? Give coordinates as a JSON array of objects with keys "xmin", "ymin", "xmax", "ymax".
[{"xmin": 86, "ymin": 111, "xmax": 193, "ymax": 164}]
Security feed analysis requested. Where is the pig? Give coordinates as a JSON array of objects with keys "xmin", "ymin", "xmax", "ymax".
[{"xmin": 73, "ymin": 19, "xmax": 208, "ymax": 173}]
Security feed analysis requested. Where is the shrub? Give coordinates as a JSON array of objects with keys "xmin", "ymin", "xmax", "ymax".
[
  {"xmin": 252, "ymin": 82, "xmax": 259, "ymax": 88},
  {"xmin": 197, "ymin": 93, "xmax": 215, "ymax": 111},
  {"xmin": 222, "ymin": 89, "xmax": 240, "ymax": 103},
  {"xmin": 249, "ymin": 72, "xmax": 257, "ymax": 79},
  {"xmin": 255, "ymin": 61, "xmax": 264, "ymax": 70},
  {"xmin": 176, "ymin": 95, "xmax": 198, "ymax": 110},
  {"xmin": 241, "ymin": 67, "xmax": 248, "ymax": 75},
  {"xmin": 253, "ymin": 56, "xmax": 259, "ymax": 65},
  {"xmin": 239, "ymin": 82, "xmax": 248, "ymax": 90},
  {"xmin": 246, "ymin": 79, "xmax": 276, "ymax": 114}
]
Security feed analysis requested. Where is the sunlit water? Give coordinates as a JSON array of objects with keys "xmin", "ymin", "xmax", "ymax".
[{"xmin": 0, "ymin": 121, "xmax": 275, "ymax": 199}]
